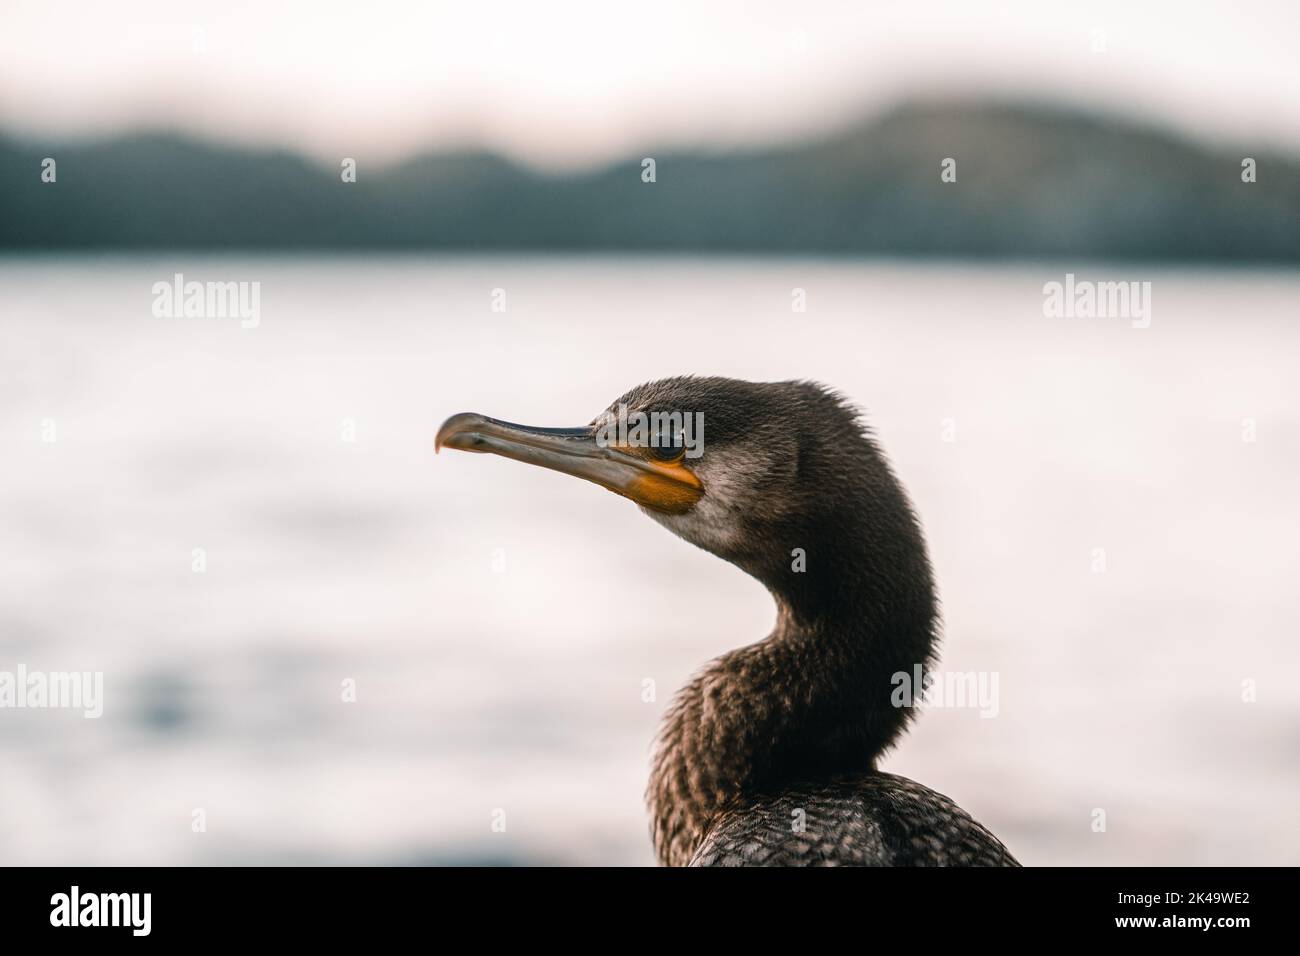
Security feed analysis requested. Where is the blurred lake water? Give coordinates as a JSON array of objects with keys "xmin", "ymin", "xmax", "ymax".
[{"xmin": 1, "ymin": 255, "xmax": 1297, "ymax": 865}]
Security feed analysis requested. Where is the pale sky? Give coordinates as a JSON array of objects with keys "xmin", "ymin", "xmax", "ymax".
[{"xmin": 2, "ymin": 0, "xmax": 1299, "ymax": 170}]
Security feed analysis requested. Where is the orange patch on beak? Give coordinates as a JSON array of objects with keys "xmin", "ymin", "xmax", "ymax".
[{"xmin": 623, "ymin": 459, "xmax": 703, "ymax": 515}]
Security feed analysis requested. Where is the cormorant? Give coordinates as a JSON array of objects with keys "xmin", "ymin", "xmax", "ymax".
[{"xmin": 436, "ymin": 376, "xmax": 1018, "ymax": 866}]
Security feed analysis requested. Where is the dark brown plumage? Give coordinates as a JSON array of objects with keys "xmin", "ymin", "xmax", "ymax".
[
  {"xmin": 437, "ymin": 376, "xmax": 1018, "ymax": 867},
  {"xmin": 691, "ymin": 774, "xmax": 1018, "ymax": 866}
]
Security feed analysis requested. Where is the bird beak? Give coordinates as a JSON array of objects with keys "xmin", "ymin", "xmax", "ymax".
[{"xmin": 436, "ymin": 412, "xmax": 703, "ymax": 515}]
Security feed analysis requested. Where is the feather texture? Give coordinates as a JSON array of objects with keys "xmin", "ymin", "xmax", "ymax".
[{"xmin": 690, "ymin": 773, "xmax": 1019, "ymax": 866}]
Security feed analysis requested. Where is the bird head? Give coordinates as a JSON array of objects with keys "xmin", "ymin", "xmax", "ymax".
[{"xmin": 436, "ymin": 377, "xmax": 921, "ymax": 608}]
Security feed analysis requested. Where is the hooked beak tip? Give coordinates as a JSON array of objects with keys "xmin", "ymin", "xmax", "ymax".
[{"xmin": 436, "ymin": 412, "xmax": 488, "ymax": 454}]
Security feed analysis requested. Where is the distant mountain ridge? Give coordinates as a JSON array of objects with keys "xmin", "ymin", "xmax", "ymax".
[{"xmin": 2, "ymin": 100, "xmax": 1297, "ymax": 259}]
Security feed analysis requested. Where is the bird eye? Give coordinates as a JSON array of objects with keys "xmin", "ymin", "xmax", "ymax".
[
  {"xmin": 650, "ymin": 443, "xmax": 684, "ymax": 462},
  {"xmin": 650, "ymin": 423, "xmax": 686, "ymax": 462}
]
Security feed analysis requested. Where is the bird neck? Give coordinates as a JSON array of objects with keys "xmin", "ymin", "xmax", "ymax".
[{"xmin": 648, "ymin": 499, "xmax": 938, "ymax": 866}]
